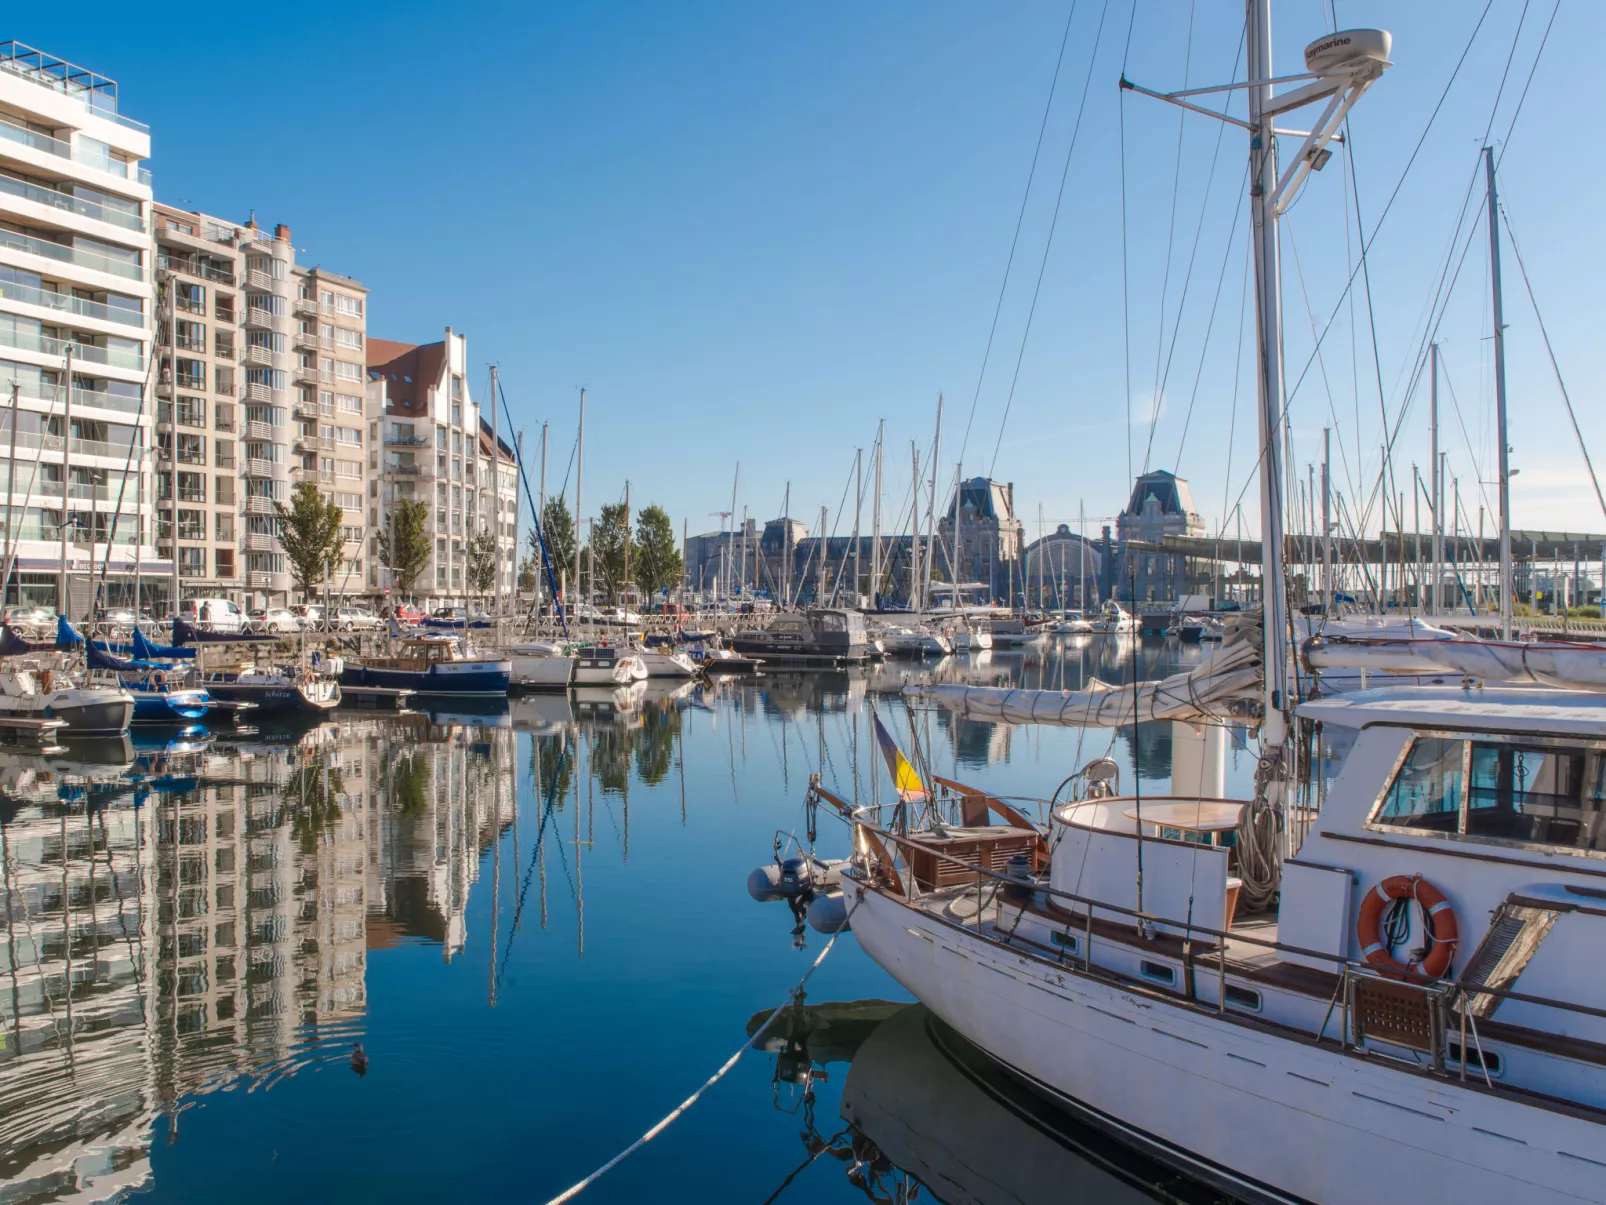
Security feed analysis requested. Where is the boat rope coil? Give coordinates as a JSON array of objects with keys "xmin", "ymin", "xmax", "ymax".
[
  {"xmin": 541, "ymin": 895, "xmax": 862, "ymax": 1205},
  {"xmin": 1234, "ymin": 747, "xmax": 1284, "ymax": 912}
]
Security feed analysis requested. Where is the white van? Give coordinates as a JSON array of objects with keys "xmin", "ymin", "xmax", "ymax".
[{"xmin": 179, "ymin": 596, "xmax": 245, "ymax": 633}]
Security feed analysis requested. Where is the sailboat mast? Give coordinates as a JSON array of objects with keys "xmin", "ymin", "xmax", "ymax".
[
  {"xmin": 852, "ymin": 448, "xmax": 862, "ymax": 606},
  {"xmin": 872, "ymin": 423, "xmax": 883, "ymax": 607},
  {"xmin": 1322, "ymin": 427, "xmax": 1332, "ymax": 614},
  {"xmin": 490, "ymin": 364, "xmax": 500, "ymax": 616},
  {"xmin": 574, "ymin": 388, "xmax": 585, "ymax": 607},
  {"xmin": 727, "ymin": 463, "xmax": 739, "ymax": 602},
  {"xmin": 925, "ymin": 395, "xmax": 942, "ymax": 614},
  {"xmin": 1247, "ymin": 0, "xmax": 1290, "ymax": 747},
  {"xmin": 1429, "ymin": 344, "xmax": 1442, "ymax": 616},
  {"xmin": 1485, "ymin": 147, "xmax": 1513, "ymax": 640},
  {"xmin": 909, "ymin": 443, "xmax": 921, "ymax": 611}
]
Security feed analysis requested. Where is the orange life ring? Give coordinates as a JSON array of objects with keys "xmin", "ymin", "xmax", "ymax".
[
  {"xmin": 1356, "ymin": 874, "xmax": 1459, "ymax": 981},
  {"xmin": 150, "ymin": 669, "xmax": 168, "ymax": 690}
]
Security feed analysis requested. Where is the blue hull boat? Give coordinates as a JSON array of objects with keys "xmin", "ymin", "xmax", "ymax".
[
  {"xmin": 340, "ymin": 660, "xmax": 510, "ymax": 696},
  {"xmin": 128, "ymin": 686, "xmax": 212, "ymax": 724}
]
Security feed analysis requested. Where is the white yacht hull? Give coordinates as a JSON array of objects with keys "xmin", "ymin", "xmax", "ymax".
[
  {"xmin": 636, "ymin": 649, "xmax": 699, "ymax": 678},
  {"xmin": 509, "ymin": 651, "xmax": 574, "ymax": 690},
  {"xmin": 952, "ymin": 630, "xmax": 993, "ymax": 652},
  {"xmin": 843, "ymin": 879, "xmax": 1606, "ymax": 1205}
]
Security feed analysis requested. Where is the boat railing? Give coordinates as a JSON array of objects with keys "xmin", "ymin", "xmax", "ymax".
[{"xmin": 843, "ymin": 812, "xmax": 1606, "ymax": 1080}]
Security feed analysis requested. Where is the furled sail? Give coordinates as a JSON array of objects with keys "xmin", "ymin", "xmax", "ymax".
[
  {"xmin": 1305, "ymin": 630, "xmax": 1606, "ymax": 692},
  {"xmin": 906, "ymin": 618, "xmax": 1263, "ymax": 728}
]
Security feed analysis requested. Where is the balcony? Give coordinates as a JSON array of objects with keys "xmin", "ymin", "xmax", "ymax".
[
  {"xmin": 0, "ymin": 43, "xmax": 151, "ymax": 134},
  {"xmin": 244, "ymin": 458, "xmax": 276, "ymax": 478},
  {"xmin": 249, "ymin": 572, "xmax": 275, "ymax": 588},
  {"xmin": 156, "ymin": 251, "xmax": 234, "ymax": 285},
  {"xmin": 243, "ymin": 533, "xmax": 276, "ymax": 552},
  {"xmin": 246, "ymin": 268, "xmax": 275, "ymax": 290},
  {"xmin": 244, "ymin": 308, "xmax": 284, "ymax": 332},
  {"xmin": 0, "ymin": 170, "xmax": 145, "ymax": 233},
  {"xmin": 0, "ymin": 225, "xmax": 144, "ymax": 281},
  {"xmin": 244, "ymin": 420, "xmax": 274, "ymax": 441},
  {"xmin": 293, "ymin": 326, "xmax": 318, "ymax": 348},
  {"xmin": 293, "ymin": 296, "xmax": 317, "ymax": 315},
  {"xmin": 383, "ymin": 462, "xmax": 425, "ymax": 477},
  {"xmin": 245, "ymin": 345, "xmax": 280, "ymax": 366},
  {"xmin": 0, "ymin": 276, "xmax": 144, "ymax": 327},
  {"xmin": 243, "ymin": 497, "xmax": 275, "ymax": 516},
  {"xmin": 244, "ymin": 382, "xmax": 277, "ymax": 403},
  {"xmin": 0, "ymin": 326, "xmax": 144, "ymax": 372},
  {"xmin": 297, "ymin": 434, "xmax": 328, "ymax": 454},
  {"xmin": 292, "ymin": 402, "xmax": 320, "ymax": 423},
  {"xmin": 384, "ymin": 433, "xmax": 429, "ymax": 447}
]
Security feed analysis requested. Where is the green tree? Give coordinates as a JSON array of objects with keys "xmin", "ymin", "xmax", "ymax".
[
  {"xmin": 467, "ymin": 526, "xmax": 497, "ymax": 608},
  {"xmin": 285, "ymin": 759, "xmax": 345, "ymax": 855},
  {"xmin": 275, "ymin": 482, "xmax": 344, "ymax": 603},
  {"xmin": 632, "ymin": 504, "xmax": 682, "ymax": 602},
  {"xmin": 591, "ymin": 501, "xmax": 631, "ymax": 604},
  {"xmin": 533, "ymin": 496, "xmax": 576, "ymax": 590},
  {"xmin": 378, "ymin": 498, "xmax": 432, "ymax": 598},
  {"xmin": 517, "ymin": 554, "xmax": 537, "ymax": 593}
]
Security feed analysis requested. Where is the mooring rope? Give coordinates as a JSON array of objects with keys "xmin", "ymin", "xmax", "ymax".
[{"xmin": 541, "ymin": 896, "xmax": 861, "ymax": 1205}]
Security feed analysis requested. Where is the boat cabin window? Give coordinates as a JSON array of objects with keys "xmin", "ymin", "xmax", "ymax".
[
  {"xmin": 1375, "ymin": 737, "xmax": 1462, "ymax": 832},
  {"xmin": 816, "ymin": 612, "xmax": 846, "ymax": 633},
  {"xmin": 1466, "ymin": 742, "xmax": 1603, "ymax": 848},
  {"xmin": 1372, "ymin": 734, "xmax": 1606, "ymax": 852}
]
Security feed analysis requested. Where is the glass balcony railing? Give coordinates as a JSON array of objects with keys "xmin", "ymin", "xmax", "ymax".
[
  {"xmin": 0, "ymin": 276, "xmax": 145, "ymax": 327},
  {"xmin": 0, "ymin": 325, "xmax": 144, "ymax": 371},
  {"xmin": 0, "ymin": 170, "xmax": 145, "ymax": 232},
  {"xmin": 0, "ymin": 112, "xmax": 151, "ymax": 180},
  {"xmin": 13, "ymin": 384, "xmax": 142, "ymax": 415},
  {"xmin": 0, "ymin": 225, "xmax": 143, "ymax": 281}
]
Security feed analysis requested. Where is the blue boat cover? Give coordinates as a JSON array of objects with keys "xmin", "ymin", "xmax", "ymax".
[
  {"xmin": 134, "ymin": 627, "xmax": 197, "ymax": 660},
  {"xmin": 0, "ymin": 626, "xmax": 48, "ymax": 657},
  {"xmin": 56, "ymin": 615, "xmax": 82, "ymax": 648}
]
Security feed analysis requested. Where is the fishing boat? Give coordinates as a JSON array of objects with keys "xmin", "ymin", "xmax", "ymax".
[
  {"xmin": 728, "ymin": 608, "xmax": 871, "ymax": 665},
  {"xmin": 340, "ymin": 636, "xmax": 511, "ymax": 697}
]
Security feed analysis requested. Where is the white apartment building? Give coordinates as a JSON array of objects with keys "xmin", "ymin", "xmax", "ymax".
[
  {"xmin": 0, "ymin": 41, "xmax": 162, "ymax": 614},
  {"xmin": 153, "ymin": 206, "xmax": 368, "ymax": 608},
  {"xmin": 366, "ymin": 329, "xmax": 518, "ymax": 605}
]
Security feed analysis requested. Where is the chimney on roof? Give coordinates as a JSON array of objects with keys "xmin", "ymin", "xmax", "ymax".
[
  {"xmin": 275, "ymin": 223, "xmax": 291, "ymax": 242},
  {"xmin": 245, "ymin": 217, "xmax": 257, "ymax": 231}
]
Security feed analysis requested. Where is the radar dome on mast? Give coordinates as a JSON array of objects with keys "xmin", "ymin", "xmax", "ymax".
[{"xmin": 1303, "ymin": 29, "xmax": 1392, "ymax": 75}]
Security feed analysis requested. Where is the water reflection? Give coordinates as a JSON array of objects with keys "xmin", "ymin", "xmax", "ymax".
[
  {"xmin": 753, "ymin": 999, "xmax": 1229, "ymax": 1204},
  {"xmin": 0, "ymin": 635, "xmax": 1240, "ymax": 1203}
]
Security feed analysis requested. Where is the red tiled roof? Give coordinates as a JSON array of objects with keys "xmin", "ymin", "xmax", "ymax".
[{"xmin": 368, "ymin": 339, "xmax": 444, "ymax": 418}]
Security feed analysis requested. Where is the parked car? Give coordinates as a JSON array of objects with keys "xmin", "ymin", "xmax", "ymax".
[
  {"xmin": 394, "ymin": 604, "xmax": 427, "ymax": 624},
  {"xmin": 248, "ymin": 607, "xmax": 301, "ymax": 634},
  {"xmin": 335, "ymin": 607, "xmax": 382, "ymax": 632},
  {"xmin": 290, "ymin": 604, "xmax": 327, "ymax": 628},
  {"xmin": 4, "ymin": 605, "xmax": 54, "ymax": 632},
  {"xmin": 178, "ymin": 597, "xmax": 246, "ymax": 633}
]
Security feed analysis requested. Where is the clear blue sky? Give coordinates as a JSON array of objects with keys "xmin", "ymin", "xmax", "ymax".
[{"xmin": 21, "ymin": 1, "xmax": 1603, "ymax": 545}]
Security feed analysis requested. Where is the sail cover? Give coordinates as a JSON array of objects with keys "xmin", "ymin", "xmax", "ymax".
[
  {"xmin": 906, "ymin": 620, "xmax": 1263, "ymax": 728},
  {"xmin": 1305, "ymin": 631, "xmax": 1606, "ymax": 692}
]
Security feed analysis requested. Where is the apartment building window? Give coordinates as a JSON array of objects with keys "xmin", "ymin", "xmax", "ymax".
[
  {"xmin": 451, "ymin": 374, "xmax": 463, "ymax": 400},
  {"xmin": 436, "ymin": 565, "xmax": 446, "ymax": 587},
  {"xmin": 318, "ymin": 390, "xmax": 335, "ymax": 414},
  {"xmin": 175, "ymin": 320, "xmax": 205, "ymax": 351},
  {"xmin": 335, "ymin": 360, "xmax": 362, "ymax": 383},
  {"xmin": 214, "ymin": 365, "xmax": 234, "ymax": 396},
  {"xmin": 435, "ymin": 427, "xmax": 447, "ymax": 449},
  {"xmin": 436, "ymin": 508, "xmax": 447, "ymax": 531},
  {"xmin": 248, "ymin": 330, "xmax": 286, "ymax": 354},
  {"xmin": 175, "ymin": 282, "xmax": 205, "ymax": 314},
  {"xmin": 436, "ymin": 482, "xmax": 447, "ymax": 503},
  {"xmin": 337, "ymin": 427, "xmax": 360, "ymax": 448},
  {"xmin": 179, "ymin": 548, "xmax": 205, "ymax": 577},
  {"xmin": 451, "ymin": 486, "xmax": 461, "ymax": 507},
  {"xmin": 214, "ymin": 439, "xmax": 234, "ymax": 468},
  {"xmin": 247, "ymin": 293, "xmax": 284, "ymax": 317},
  {"xmin": 176, "ymin": 434, "xmax": 205, "ymax": 465},
  {"xmin": 319, "ymin": 356, "xmax": 334, "ymax": 383},
  {"xmin": 320, "ymin": 422, "xmax": 335, "ymax": 441},
  {"xmin": 214, "ymin": 293, "xmax": 234, "ymax": 323},
  {"xmin": 337, "ymin": 460, "xmax": 359, "ymax": 480},
  {"xmin": 246, "ymin": 368, "xmax": 286, "ymax": 392},
  {"xmin": 437, "ymin": 452, "xmax": 446, "ymax": 476},
  {"xmin": 174, "ymin": 395, "xmax": 205, "ymax": 428},
  {"xmin": 334, "ymin": 294, "xmax": 362, "ymax": 318},
  {"xmin": 451, "ymin": 432, "xmax": 462, "ymax": 454},
  {"xmin": 335, "ymin": 327, "xmax": 362, "ymax": 351},
  {"xmin": 337, "ymin": 392, "xmax": 361, "ymax": 414},
  {"xmin": 336, "ymin": 491, "xmax": 361, "ymax": 510},
  {"xmin": 177, "ymin": 472, "xmax": 205, "ymax": 502},
  {"xmin": 215, "ymin": 475, "xmax": 234, "ymax": 504},
  {"xmin": 451, "ymin": 402, "xmax": 462, "ymax": 427},
  {"xmin": 215, "ymin": 549, "xmax": 234, "ymax": 577},
  {"xmin": 319, "ymin": 289, "xmax": 334, "ymax": 313},
  {"xmin": 319, "ymin": 456, "xmax": 334, "ymax": 480},
  {"xmin": 452, "ymin": 458, "xmax": 461, "ymax": 481},
  {"xmin": 247, "ymin": 256, "xmax": 285, "ymax": 281},
  {"xmin": 173, "ymin": 358, "xmax": 204, "ymax": 389},
  {"xmin": 214, "ymin": 401, "xmax": 234, "ymax": 432},
  {"xmin": 451, "ymin": 513, "xmax": 461, "ymax": 535},
  {"xmin": 215, "ymin": 513, "xmax": 234, "ymax": 541},
  {"xmin": 177, "ymin": 510, "xmax": 205, "ymax": 540}
]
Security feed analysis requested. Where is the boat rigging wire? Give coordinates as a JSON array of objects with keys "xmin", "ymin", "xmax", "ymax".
[
  {"xmin": 538, "ymin": 899, "xmax": 860, "ymax": 1205},
  {"xmin": 986, "ymin": 0, "xmax": 1113, "ymax": 479},
  {"xmin": 956, "ymin": 0, "xmax": 1078, "ymax": 469},
  {"xmin": 1499, "ymin": 201, "xmax": 1606, "ymax": 523},
  {"xmin": 1141, "ymin": 0, "xmax": 1199, "ymax": 470}
]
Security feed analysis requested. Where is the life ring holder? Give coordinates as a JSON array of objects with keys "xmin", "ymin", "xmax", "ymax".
[
  {"xmin": 150, "ymin": 669, "xmax": 168, "ymax": 691},
  {"xmin": 1356, "ymin": 873, "xmax": 1459, "ymax": 981}
]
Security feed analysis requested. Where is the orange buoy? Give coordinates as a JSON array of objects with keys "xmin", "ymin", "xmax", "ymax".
[{"xmin": 1356, "ymin": 874, "xmax": 1458, "ymax": 981}]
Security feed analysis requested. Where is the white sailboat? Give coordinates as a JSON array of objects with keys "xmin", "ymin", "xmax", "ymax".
[{"xmin": 824, "ymin": 15, "xmax": 1606, "ymax": 1202}]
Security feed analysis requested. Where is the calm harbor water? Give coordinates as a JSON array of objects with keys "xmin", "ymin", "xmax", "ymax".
[{"xmin": 1, "ymin": 637, "xmax": 1250, "ymax": 1203}]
